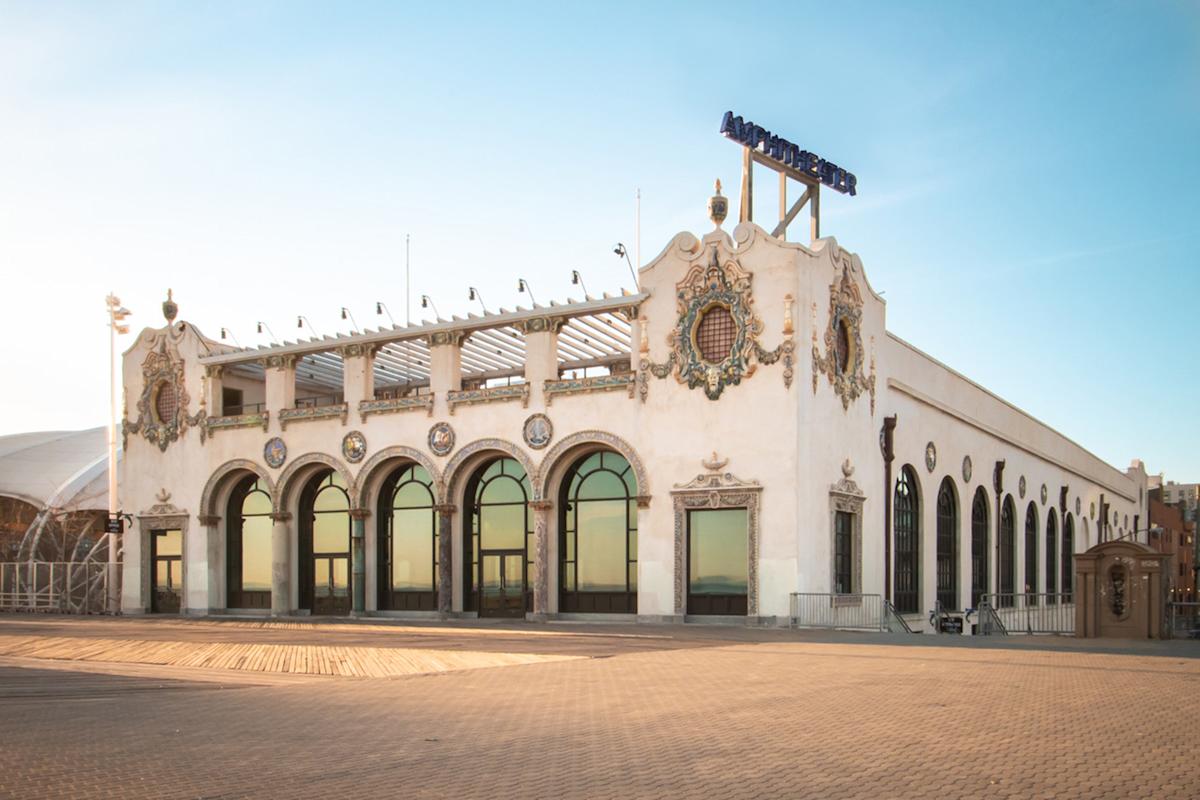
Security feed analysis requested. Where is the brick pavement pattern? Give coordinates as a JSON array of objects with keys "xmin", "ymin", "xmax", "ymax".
[{"xmin": 0, "ymin": 616, "xmax": 1197, "ymax": 799}]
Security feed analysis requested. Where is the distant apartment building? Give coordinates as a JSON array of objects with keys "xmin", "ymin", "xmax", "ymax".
[
  {"xmin": 1160, "ymin": 480, "xmax": 1199, "ymax": 522},
  {"xmin": 1149, "ymin": 490, "xmax": 1196, "ymax": 601}
]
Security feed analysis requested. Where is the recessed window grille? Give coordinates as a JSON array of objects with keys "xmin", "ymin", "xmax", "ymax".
[
  {"xmin": 695, "ymin": 305, "xmax": 736, "ymax": 364},
  {"xmin": 154, "ymin": 382, "xmax": 177, "ymax": 423}
]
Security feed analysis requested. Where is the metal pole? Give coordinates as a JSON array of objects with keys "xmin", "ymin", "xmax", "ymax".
[
  {"xmin": 107, "ymin": 295, "xmax": 119, "ymax": 614},
  {"xmin": 405, "ymin": 234, "xmax": 411, "ymax": 326},
  {"xmin": 634, "ymin": 188, "xmax": 641, "ymax": 289}
]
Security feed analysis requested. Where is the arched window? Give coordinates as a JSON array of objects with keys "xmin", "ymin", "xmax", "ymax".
[
  {"xmin": 226, "ymin": 476, "xmax": 272, "ymax": 609},
  {"xmin": 377, "ymin": 464, "xmax": 436, "ymax": 612},
  {"xmin": 1062, "ymin": 514, "xmax": 1075, "ymax": 602},
  {"xmin": 299, "ymin": 471, "xmax": 352, "ymax": 616},
  {"xmin": 971, "ymin": 488, "xmax": 989, "ymax": 607},
  {"xmin": 559, "ymin": 451, "xmax": 638, "ymax": 614},
  {"xmin": 1045, "ymin": 508, "xmax": 1058, "ymax": 603},
  {"xmin": 936, "ymin": 478, "xmax": 958, "ymax": 610},
  {"xmin": 893, "ymin": 466, "xmax": 920, "ymax": 615},
  {"xmin": 999, "ymin": 496, "xmax": 1016, "ymax": 604},
  {"xmin": 465, "ymin": 457, "xmax": 533, "ymax": 617},
  {"xmin": 1024, "ymin": 502, "xmax": 1038, "ymax": 598}
]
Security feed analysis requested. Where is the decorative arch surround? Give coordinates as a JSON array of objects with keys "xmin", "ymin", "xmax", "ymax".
[
  {"xmin": 812, "ymin": 261, "xmax": 877, "ymax": 413},
  {"xmin": 273, "ymin": 452, "xmax": 356, "ymax": 511},
  {"xmin": 355, "ymin": 446, "xmax": 443, "ymax": 508},
  {"xmin": 829, "ymin": 459, "xmax": 865, "ymax": 595},
  {"xmin": 671, "ymin": 466, "xmax": 762, "ymax": 617},
  {"xmin": 537, "ymin": 430, "xmax": 650, "ymax": 506},
  {"xmin": 200, "ymin": 459, "xmax": 275, "ymax": 519},
  {"xmin": 443, "ymin": 438, "xmax": 540, "ymax": 503}
]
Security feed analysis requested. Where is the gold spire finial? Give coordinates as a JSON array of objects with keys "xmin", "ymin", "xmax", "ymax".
[
  {"xmin": 715, "ymin": 179, "xmax": 722, "ymax": 194},
  {"xmin": 162, "ymin": 288, "xmax": 178, "ymax": 324},
  {"xmin": 708, "ymin": 179, "xmax": 728, "ymax": 228}
]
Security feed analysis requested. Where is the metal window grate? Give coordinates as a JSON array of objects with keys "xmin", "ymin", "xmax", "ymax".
[
  {"xmin": 155, "ymin": 383, "xmax": 177, "ymax": 422},
  {"xmin": 695, "ymin": 305, "xmax": 736, "ymax": 363}
]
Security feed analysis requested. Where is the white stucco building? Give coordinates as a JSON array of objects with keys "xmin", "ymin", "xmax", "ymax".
[{"xmin": 117, "ymin": 183, "xmax": 1148, "ymax": 630}]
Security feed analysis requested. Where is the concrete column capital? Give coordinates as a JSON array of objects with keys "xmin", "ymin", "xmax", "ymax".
[
  {"xmin": 270, "ymin": 512, "xmax": 293, "ymax": 523},
  {"xmin": 197, "ymin": 514, "xmax": 221, "ymax": 527}
]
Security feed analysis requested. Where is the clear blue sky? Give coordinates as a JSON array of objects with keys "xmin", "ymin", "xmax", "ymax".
[{"xmin": 1, "ymin": 1, "xmax": 1196, "ymax": 479}]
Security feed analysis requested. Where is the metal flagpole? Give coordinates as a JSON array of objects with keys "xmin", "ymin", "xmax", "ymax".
[
  {"xmin": 405, "ymin": 234, "xmax": 411, "ymax": 326},
  {"xmin": 634, "ymin": 189, "xmax": 641, "ymax": 289}
]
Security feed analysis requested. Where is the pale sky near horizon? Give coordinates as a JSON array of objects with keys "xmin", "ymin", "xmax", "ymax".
[{"xmin": 1, "ymin": 1, "xmax": 1197, "ymax": 479}]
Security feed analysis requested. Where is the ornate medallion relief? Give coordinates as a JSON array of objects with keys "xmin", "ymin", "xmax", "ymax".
[
  {"xmin": 640, "ymin": 244, "xmax": 793, "ymax": 402},
  {"xmin": 428, "ymin": 422, "xmax": 455, "ymax": 457},
  {"xmin": 1040, "ymin": 484, "xmax": 1048, "ymax": 505},
  {"xmin": 264, "ymin": 437, "xmax": 287, "ymax": 469},
  {"xmin": 811, "ymin": 260, "xmax": 877, "ymax": 413},
  {"xmin": 924, "ymin": 442, "xmax": 937, "ymax": 473},
  {"xmin": 522, "ymin": 413, "xmax": 553, "ymax": 450},
  {"xmin": 342, "ymin": 431, "xmax": 367, "ymax": 464},
  {"xmin": 1019, "ymin": 476, "xmax": 1027, "ymax": 499},
  {"xmin": 123, "ymin": 325, "xmax": 206, "ymax": 452},
  {"xmin": 962, "ymin": 455, "xmax": 973, "ymax": 483}
]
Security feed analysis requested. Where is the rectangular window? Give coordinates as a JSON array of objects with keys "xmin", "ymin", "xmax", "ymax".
[{"xmin": 834, "ymin": 510, "xmax": 853, "ymax": 594}]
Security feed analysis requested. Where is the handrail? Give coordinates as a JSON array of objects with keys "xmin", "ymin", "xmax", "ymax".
[{"xmin": 882, "ymin": 599, "xmax": 914, "ymax": 633}]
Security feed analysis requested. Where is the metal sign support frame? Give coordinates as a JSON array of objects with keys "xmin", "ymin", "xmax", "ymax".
[{"xmin": 738, "ymin": 147, "xmax": 821, "ymax": 245}]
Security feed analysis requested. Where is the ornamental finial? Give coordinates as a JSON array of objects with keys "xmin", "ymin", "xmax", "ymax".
[
  {"xmin": 162, "ymin": 289, "xmax": 178, "ymax": 324},
  {"xmin": 708, "ymin": 179, "xmax": 728, "ymax": 229}
]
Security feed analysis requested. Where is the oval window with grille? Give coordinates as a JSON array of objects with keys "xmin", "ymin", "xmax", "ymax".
[
  {"xmin": 154, "ymin": 382, "xmax": 178, "ymax": 424},
  {"xmin": 694, "ymin": 305, "xmax": 736, "ymax": 364},
  {"xmin": 835, "ymin": 317, "xmax": 853, "ymax": 375}
]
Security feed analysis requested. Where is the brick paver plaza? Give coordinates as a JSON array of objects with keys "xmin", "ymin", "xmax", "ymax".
[{"xmin": 0, "ymin": 616, "xmax": 1197, "ymax": 799}]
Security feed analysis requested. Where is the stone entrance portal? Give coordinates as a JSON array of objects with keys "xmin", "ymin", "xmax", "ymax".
[{"xmin": 1075, "ymin": 541, "xmax": 1171, "ymax": 639}]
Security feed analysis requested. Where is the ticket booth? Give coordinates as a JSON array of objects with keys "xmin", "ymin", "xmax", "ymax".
[{"xmin": 1075, "ymin": 541, "xmax": 1170, "ymax": 639}]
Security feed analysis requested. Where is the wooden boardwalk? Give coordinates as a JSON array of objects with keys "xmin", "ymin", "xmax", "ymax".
[{"xmin": 0, "ymin": 633, "xmax": 578, "ymax": 678}]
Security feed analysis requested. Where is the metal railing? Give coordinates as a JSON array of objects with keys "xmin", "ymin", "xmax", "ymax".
[
  {"xmin": 1168, "ymin": 602, "xmax": 1200, "ymax": 639},
  {"xmin": 978, "ymin": 593, "xmax": 1074, "ymax": 635},
  {"xmin": 0, "ymin": 562, "xmax": 121, "ymax": 614},
  {"xmin": 883, "ymin": 599, "xmax": 915, "ymax": 633},
  {"xmin": 791, "ymin": 593, "xmax": 889, "ymax": 631},
  {"xmin": 222, "ymin": 402, "xmax": 265, "ymax": 415},
  {"xmin": 295, "ymin": 394, "xmax": 345, "ymax": 409}
]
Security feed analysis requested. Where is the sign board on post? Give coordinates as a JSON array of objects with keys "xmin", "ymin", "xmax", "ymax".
[{"xmin": 105, "ymin": 516, "xmax": 124, "ymax": 535}]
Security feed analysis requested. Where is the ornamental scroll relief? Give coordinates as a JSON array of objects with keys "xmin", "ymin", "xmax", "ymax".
[
  {"xmin": 639, "ymin": 244, "xmax": 794, "ymax": 402},
  {"xmin": 812, "ymin": 259, "xmax": 877, "ymax": 414}
]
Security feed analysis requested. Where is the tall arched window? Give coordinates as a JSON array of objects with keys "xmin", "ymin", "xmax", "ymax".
[
  {"xmin": 971, "ymin": 488, "xmax": 989, "ymax": 607},
  {"xmin": 999, "ymin": 496, "xmax": 1016, "ymax": 604},
  {"xmin": 299, "ymin": 471, "xmax": 352, "ymax": 616},
  {"xmin": 1024, "ymin": 502, "xmax": 1038, "ymax": 599},
  {"xmin": 377, "ymin": 463, "xmax": 436, "ymax": 612},
  {"xmin": 226, "ymin": 476, "xmax": 272, "ymax": 609},
  {"xmin": 893, "ymin": 466, "xmax": 920, "ymax": 615},
  {"xmin": 1062, "ymin": 513, "xmax": 1075, "ymax": 602},
  {"xmin": 1045, "ymin": 508, "xmax": 1058, "ymax": 603},
  {"xmin": 464, "ymin": 457, "xmax": 533, "ymax": 617},
  {"xmin": 936, "ymin": 478, "xmax": 958, "ymax": 610},
  {"xmin": 560, "ymin": 451, "xmax": 638, "ymax": 614}
]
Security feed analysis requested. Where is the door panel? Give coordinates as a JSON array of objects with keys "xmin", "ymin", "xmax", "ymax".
[
  {"xmin": 479, "ymin": 551, "xmax": 525, "ymax": 618},
  {"xmin": 312, "ymin": 556, "xmax": 351, "ymax": 616}
]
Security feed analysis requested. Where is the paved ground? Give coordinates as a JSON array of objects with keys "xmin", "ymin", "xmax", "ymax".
[{"xmin": 0, "ymin": 616, "xmax": 1198, "ymax": 799}]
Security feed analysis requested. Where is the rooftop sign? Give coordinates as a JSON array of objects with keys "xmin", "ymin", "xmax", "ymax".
[{"xmin": 720, "ymin": 111, "xmax": 857, "ymax": 196}]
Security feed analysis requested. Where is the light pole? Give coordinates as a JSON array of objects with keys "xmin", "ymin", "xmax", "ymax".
[
  {"xmin": 105, "ymin": 293, "xmax": 131, "ymax": 613},
  {"xmin": 613, "ymin": 243, "xmax": 638, "ymax": 290}
]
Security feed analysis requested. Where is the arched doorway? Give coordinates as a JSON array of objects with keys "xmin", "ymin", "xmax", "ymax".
[
  {"xmin": 376, "ymin": 463, "xmax": 437, "ymax": 611},
  {"xmin": 893, "ymin": 466, "xmax": 920, "ymax": 615},
  {"xmin": 558, "ymin": 450, "xmax": 638, "ymax": 614},
  {"xmin": 1062, "ymin": 513, "xmax": 1075, "ymax": 602},
  {"xmin": 971, "ymin": 487, "xmax": 989, "ymax": 607},
  {"xmin": 298, "ymin": 470, "xmax": 352, "ymax": 616},
  {"xmin": 1045, "ymin": 508, "xmax": 1058, "ymax": 602},
  {"xmin": 935, "ymin": 478, "xmax": 957, "ymax": 610},
  {"xmin": 1024, "ymin": 502, "xmax": 1038, "ymax": 597},
  {"xmin": 999, "ymin": 495, "xmax": 1016, "ymax": 603},
  {"xmin": 226, "ymin": 476, "xmax": 272, "ymax": 609},
  {"xmin": 464, "ymin": 457, "xmax": 533, "ymax": 617}
]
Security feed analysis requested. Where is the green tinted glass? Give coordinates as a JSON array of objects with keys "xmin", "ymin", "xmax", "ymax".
[
  {"xmin": 392, "ymin": 508, "xmax": 434, "ymax": 590},
  {"xmin": 313, "ymin": 512, "xmax": 349, "ymax": 553},
  {"xmin": 156, "ymin": 529, "xmax": 182, "ymax": 557},
  {"xmin": 688, "ymin": 509, "xmax": 748, "ymax": 594},
  {"xmin": 241, "ymin": 515, "xmax": 272, "ymax": 591},
  {"xmin": 480, "ymin": 504, "xmax": 525, "ymax": 550},
  {"xmin": 576, "ymin": 499, "xmax": 627, "ymax": 591}
]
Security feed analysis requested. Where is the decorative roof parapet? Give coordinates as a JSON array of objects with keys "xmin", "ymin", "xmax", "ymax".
[
  {"xmin": 358, "ymin": 394, "xmax": 435, "ymax": 420},
  {"xmin": 278, "ymin": 403, "xmax": 349, "ymax": 430},
  {"xmin": 446, "ymin": 383, "xmax": 530, "ymax": 414},
  {"xmin": 206, "ymin": 411, "xmax": 270, "ymax": 434},
  {"xmin": 543, "ymin": 373, "xmax": 635, "ymax": 405}
]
